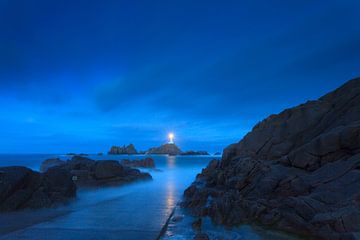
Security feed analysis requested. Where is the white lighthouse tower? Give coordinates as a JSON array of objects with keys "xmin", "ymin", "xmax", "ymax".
[{"xmin": 168, "ymin": 133, "xmax": 174, "ymax": 144}]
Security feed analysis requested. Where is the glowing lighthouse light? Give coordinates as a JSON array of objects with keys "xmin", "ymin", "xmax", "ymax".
[{"xmin": 168, "ymin": 133, "xmax": 174, "ymax": 144}]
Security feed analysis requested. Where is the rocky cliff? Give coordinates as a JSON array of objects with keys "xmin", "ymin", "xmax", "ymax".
[
  {"xmin": 109, "ymin": 144, "xmax": 138, "ymax": 154},
  {"xmin": 182, "ymin": 78, "xmax": 360, "ymax": 240}
]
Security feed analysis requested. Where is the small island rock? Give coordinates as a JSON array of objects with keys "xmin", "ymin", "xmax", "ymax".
[
  {"xmin": 147, "ymin": 143, "xmax": 182, "ymax": 155},
  {"xmin": 109, "ymin": 144, "xmax": 138, "ymax": 154}
]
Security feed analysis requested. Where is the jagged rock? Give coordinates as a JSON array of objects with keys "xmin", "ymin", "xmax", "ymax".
[
  {"xmin": 182, "ymin": 78, "xmax": 360, "ymax": 240},
  {"xmin": 108, "ymin": 144, "xmax": 138, "ymax": 154},
  {"xmin": 43, "ymin": 156, "xmax": 152, "ymax": 187},
  {"xmin": 40, "ymin": 158, "xmax": 66, "ymax": 172},
  {"xmin": 181, "ymin": 151, "xmax": 209, "ymax": 156},
  {"xmin": 120, "ymin": 158, "xmax": 155, "ymax": 168},
  {"xmin": 0, "ymin": 166, "xmax": 76, "ymax": 212},
  {"xmin": 214, "ymin": 152, "xmax": 222, "ymax": 155},
  {"xmin": 147, "ymin": 143, "xmax": 182, "ymax": 155}
]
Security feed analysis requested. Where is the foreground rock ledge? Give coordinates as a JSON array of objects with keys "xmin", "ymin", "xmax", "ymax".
[
  {"xmin": 0, "ymin": 166, "xmax": 76, "ymax": 212},
  {"xmin": 182, "ymin": 78, "xmax": 360, "ymax": 240},
  {"xmin": 41, "ymin": 156, "xmax": 152, "ymax": 187}
]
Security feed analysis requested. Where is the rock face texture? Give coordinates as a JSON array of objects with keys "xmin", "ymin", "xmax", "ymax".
[
  {"xmin": 181, "ymin": 151, "xmax": 209, "ymax": 156},
  {"xmin": 120, "ymin": 158, "xmax": 155, "ymax": 168},
  {"xmin": 40, "ymin": 158, "xmax": 66, "ymax": 172},
  {"xmin": 182, "ymin": 78, "xmax": 360, "ymax": 240},
  {"xmin": 109, "ymin": 144, "xmax": 138, "ymax": 154},
  {"xmin": 147, "ymin": 143, "xmax": 182, "ymax": 155},
  {"xmin": 0, "ymin": 166, "xmax": 76, "ymax": 212},
  {"xmin": 42, "ymin": 156, "xmax": 152, "ymax": 187}
]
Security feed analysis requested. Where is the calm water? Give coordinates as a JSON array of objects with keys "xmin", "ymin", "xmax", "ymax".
[
  {"xmin": 0, "ymin": 154, "xmax": 216, "ymax": 240},
  {"xmin": 0, "ymin": 154, "xmax": 304, "ymax": 240}
]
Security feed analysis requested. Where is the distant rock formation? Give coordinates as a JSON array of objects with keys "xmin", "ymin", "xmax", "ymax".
[
  {"xmin": 147, "ymin": 143, "xmax": 182, "ymax": 155},
  {"xmin": 0, "ymin": 166, "xmax": 76, "ymax": 212},
  {"xmin": 109, "ymin": 144, "xmax": 138, "ymax": 154},
  {"xmin": 181, "ymin": 151, "xmax": 209, "ymax": 156},
  {"xmin": 182, "ymin": 78, "xmax": 360, "ymax": 240},
  {"xmin": 214, "ymin": 152, "xmax": 222, "ymax": 155},
  {"xmin": 41, "ymin": 156, "xmax": 151, "ymax": 187},
  {"xmin": 120, "ymin": 158, "xmax": 155, "ymax": 168}
]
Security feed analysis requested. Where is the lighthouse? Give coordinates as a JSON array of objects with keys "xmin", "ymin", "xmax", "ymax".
[{"xmin": 168, "ymin": 133, "xmax": 174, "ymax": 144}]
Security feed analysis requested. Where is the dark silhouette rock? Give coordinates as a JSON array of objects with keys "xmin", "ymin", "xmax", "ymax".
[
  {"xmin": 181, "ymin": 151, "xmax": 209, "ymax": 156},
  {"xmin": 214, "ymin": 152, "xmax": 222, "ymax": 155},
  {"xmin": 108, "ymin": 144, "xmax": 138, "ymax": 154},
  {"xmin": 94, "ymin": 160, "xmax": 125, "ymax": 179},
  {"xmin": 147, "ymin": 143, "xmax": 182, "ymax": 155},
  {"xmin": 182, "ymin": 78, "xmax": 360, "ymax": 240},
  {"xmin": 120, "ymin": 158, "xmax": 155, "ymax": 168},
  {"xmin": 0, "ymin": 166, "xmax": 76, "ymax": 212},
  {"xmin": 40, "ymin": 158, "xmax": 66, "ymax": 172},
  {"xmin": 42, "ymin": 156, "xmax": 152, "ymax": 187}
]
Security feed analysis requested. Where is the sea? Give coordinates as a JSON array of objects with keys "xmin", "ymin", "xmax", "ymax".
[{"xmin": 0, "ymin": 154, "xmax": 305, "ymax": 240}]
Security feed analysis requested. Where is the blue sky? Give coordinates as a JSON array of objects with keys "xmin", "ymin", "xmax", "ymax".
[{"xmin": 0, "ymin": 0, "xmax": 359, "ymax": 153}]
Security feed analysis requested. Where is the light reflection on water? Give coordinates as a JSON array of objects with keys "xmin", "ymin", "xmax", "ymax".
[
  {"xmin": 0, "ymin": 154, "xmax": 217, "ymax": 239},
  {"xmin": 167, "ymin": 155, "xmax": 176, "ymax": 169},
  {"xmin": 0, "ymin": 154, "xmax": 308, "ymax": 240}
]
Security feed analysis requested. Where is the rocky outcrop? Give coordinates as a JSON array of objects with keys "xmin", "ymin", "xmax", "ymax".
[
  {"xmin": 182, "ymin": 78, "xmax": 360, "ymax": 240},
  {"xmin": 147, "ymin": 143, "xmax": 182, "ymax": 155},
  {"xmin": 0, "ymin": 166, "xmax": 76, "ymax": 212},
  {"xmin": 214, "ymin": 152, "xmax": 222, "ymax": 155},
  {"xmin": 120, "ymin": 158, "xmax": 155, "ymax": 168},
  {"xmin": 109, "ymin": 144, "xmax": 138, "ymax": 154},
  {"xmin": 40, "ymin": 158, "xmax": 66, "ymax": 172},
  {"xmin": 181, "ymin": 151, "xmax": 209, "ymax": 156},
  {"xmin": 42, "ymin": 156, "xmax": 152, "ymax": 187}
]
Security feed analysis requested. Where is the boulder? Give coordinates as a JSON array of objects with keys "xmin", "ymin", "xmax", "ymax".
[
  {"xmin": 182, "ymin": 78, "xmax": 360, "ymax": 240},
  {"xmin": 94, "ymin": 160, "xmax": 125, "ymax": 179},
  {"xmin": 0, "ymin": 166, "xmax": 76, "ymax": 212},
  {"xmin": 41, "ymin": 156, "xmax": 152, "ymax": 187},
  {"xmin": 40, "ymin": 158, "xmax": 66, "ymax": 172}
]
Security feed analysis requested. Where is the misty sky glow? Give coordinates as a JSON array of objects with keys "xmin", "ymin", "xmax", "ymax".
[{"xmin": 0, "ymin": 0, "xmax": 360, "ymax": 153}]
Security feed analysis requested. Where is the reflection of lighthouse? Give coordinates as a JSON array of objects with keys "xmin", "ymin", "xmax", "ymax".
[{"xmin": 168, "ymin": 133, "xmax": 174, "ymax": 144}]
